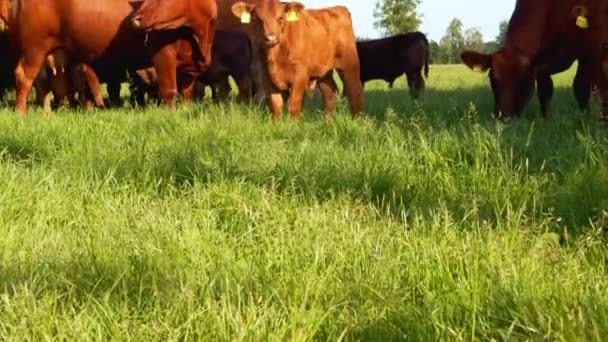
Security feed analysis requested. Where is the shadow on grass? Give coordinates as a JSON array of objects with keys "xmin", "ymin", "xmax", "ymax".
[{"xmin": 0, "ymin": 83, "xmax": 605, "ymax": 236}]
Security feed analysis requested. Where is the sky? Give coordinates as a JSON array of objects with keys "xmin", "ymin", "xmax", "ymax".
[{"xmin": 303, "ymin": 0, "xmax": 516, "ymax": 42}]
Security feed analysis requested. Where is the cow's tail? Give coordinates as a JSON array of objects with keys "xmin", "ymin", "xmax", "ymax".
[
  {"xmin": 424, "ymin": 44, "xmax": 429, "ymax": 78},
  {"xmin": 421, "ymin": 33, "xmax": 430, "ymax": 78}
]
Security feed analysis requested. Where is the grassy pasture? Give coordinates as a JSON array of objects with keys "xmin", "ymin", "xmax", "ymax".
[{"xmin": 0, "ymin": 64, "xmax": 607, "ymax": 340}]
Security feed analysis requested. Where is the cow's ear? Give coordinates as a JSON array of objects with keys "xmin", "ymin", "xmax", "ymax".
[
  {"xmin": 461, "ymin": 50, "xmax": 493, "ymax": 72},
  {"xmin": 285, "ymin": 2, "xmax": 305, "ymax": 22},
  {"xmin": 232, "ymin": 2, "xmax": 255, "ymax": 24}
]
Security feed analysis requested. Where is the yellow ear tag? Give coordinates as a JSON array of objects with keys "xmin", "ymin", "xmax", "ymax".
[
  {"xmin": 240, "ymin": 11, "xmax": 251, "ymax": 24},
  {"xmin": 286, "ymin": 9, "xmax": 298, "ymax": 22},
  {"xmin": 576, "ymin": 15, "xmax": 589, "ymax": 29},
  {"xmin": 473, "ymin": 65, "xmax": 483, "ymax": 72}
]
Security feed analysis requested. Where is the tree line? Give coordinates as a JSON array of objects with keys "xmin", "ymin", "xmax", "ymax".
[{"xmin": 372, "ymin": 0, "xmax": 508, "ymax": 64}]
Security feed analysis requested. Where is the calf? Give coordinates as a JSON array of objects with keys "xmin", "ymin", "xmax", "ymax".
[
  {"xmin": 356, "ymin": 32, "xmax": 429, "ymax": 98},
  {"xmin": 231, "ymin": 0, "xmax": 363, "ymax": 120}
]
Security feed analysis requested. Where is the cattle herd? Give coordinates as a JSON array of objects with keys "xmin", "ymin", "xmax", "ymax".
[{"xmin": 0, "ymin": 0, "xmax": 607, "ymax": 122}]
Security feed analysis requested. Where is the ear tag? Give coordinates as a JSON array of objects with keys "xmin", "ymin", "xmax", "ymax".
[
  {"xmin": 286, "ymin": 9, "xmax": 298, "ymax": 22},
  {"xmin": 473, "ymin": 65, "xmax": 484, "ymax": 72},
  {"xmin": 576, "ymin": 15, "xmax": 589, "ymax": 29},
  {"xmin": 240, "ymin": 11, "xmax": 251, "ymax": 24}
]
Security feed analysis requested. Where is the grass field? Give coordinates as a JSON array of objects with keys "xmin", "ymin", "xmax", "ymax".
[{"xmin": 0, "ymin": 64, "xmax": 607, "ymax": 340}]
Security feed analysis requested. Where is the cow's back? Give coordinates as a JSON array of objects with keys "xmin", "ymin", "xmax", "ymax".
[
  {"xmin": 286, "ymin": 6, "xmax": 357, "ymax": 74},
  {"xmin": 11, "ymin": 0, "xmax": 147, "ymax": 64}
]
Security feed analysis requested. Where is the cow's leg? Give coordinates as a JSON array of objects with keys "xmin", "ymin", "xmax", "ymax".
[
  {"xmin": 573, "ymin": 61, "xmax": 591, "ymax": 113},
  {"xmin": 338, "ymin": 69, "xmax": 364, "ymax": 118},
  {"xmin": 251, "ymin": 46, "xmax": 268, "ymax": 102},
  {"xmin": 81, "ymin": 65, "xmax": 104, "ymax": 108},
  {"xmin": 15, "ymin": 53, "xmax": 48, "ymax": 114},
  {"xmin": 106, "ymin": 79, "xmax": 122, "ymax": 107},
  {"xmin": 34, "ymin": 84, "xmax": 52, "ymax": 113},
  {"xmin": 177, "ymin": 73, "xmax": 196, "ymax": 103},
  {"xmin": 129, "ymin": 75, "xmax": 147, "ymax": 107},
  {"xmin": 152, "ymin": 52, "xmax": 178, "ymax": 108},
  {"xmin": 193, "ymin": 80, "xmax": 206, "ymax": 100},
  {"xmin": 216, "ymin": 76, "xmax": 232, "ymax": 101},
  {"xmin": 406, "ymin": 71, "xmax": 425, "ymax": 99},
  {"xmin": 269, "ymin": 88, "xmax": 284, "ymax": 122},
  {"xmin": 236, "ymin": 74, "xmax": 252, "ymax": 103},
  {"xmin": 318, "ymin": 73, "xmax": 338, "ymax": 117},
  {"xmin": 286, "ymin": 76, "xmax": 308, "ymax": 120},
  {"xmin": 536, "ymin": 74, "xmax": 553, "ymax": 117}
]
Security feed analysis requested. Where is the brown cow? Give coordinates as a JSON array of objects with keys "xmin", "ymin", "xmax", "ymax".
[
  {"xmin": 0, "ymin": 16, "xmax": 103, "ymax": 110},
  {"xmin": 356, "ymin": 32, "xmax": 430, "ymax": 99},
  {"xmin": 7, "ymin": 0, "xmax": 216, "ymax": 114},
  {"xmin": 231, "ymin": 1, "xmax": 363, "ymax": 120},
  {"xmin": 129, "ymin": 29, "xmax": 253, "ymax": 105},
  {"xmin": 461, "ymin": 0, "xmax": 608, "ymax": 120}
]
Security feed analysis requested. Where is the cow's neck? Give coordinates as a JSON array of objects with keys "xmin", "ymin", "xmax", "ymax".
[{"xmin": 264, "ymin": 42, "xmax": 290, "ymax": 90}]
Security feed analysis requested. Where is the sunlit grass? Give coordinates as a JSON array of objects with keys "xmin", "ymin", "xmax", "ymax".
[{"xmin": 0, "ymin": 64, "xmax": 606, "ymax": 340}]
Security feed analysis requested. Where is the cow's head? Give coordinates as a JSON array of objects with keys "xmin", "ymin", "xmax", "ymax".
[
  {"xmin": 231, "ymin": 1, "xmax": 304, "ymax": 48},
  {"xmin": 461, "ymin": 48, "xmax": 535, "ymax": 119}
]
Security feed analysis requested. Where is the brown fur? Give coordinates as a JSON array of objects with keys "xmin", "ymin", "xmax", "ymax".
[
  {"xmin": 461, "ymin": 0, "xmax": 608, "ymax": 119},
  {"xmin": 129, "ymin": 29, "xmax": 253, "ymax": 105},
  {"xmin": 33, "ymin": 50, "xmax": 105, "ymax": 111},
  {"xmin": 8, "ymin": 0, "xmax": 216, "ymax": 113},
  {"xmin": 232, "ymin": 0, "xmax": 363, "ymax": 120},
  {"xmin": 130, "ymin": 0, "xmax": 217, "ymax": 70}
]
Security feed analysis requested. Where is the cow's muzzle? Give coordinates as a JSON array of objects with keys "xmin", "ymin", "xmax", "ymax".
[{"xmin": 264, "ymin": 34, "xmax": 279, "ymax": 47}]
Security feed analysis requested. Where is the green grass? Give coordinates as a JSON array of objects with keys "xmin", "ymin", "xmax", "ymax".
[{"xmin": 0, "ymin": 64, "xmax": 607, "ymax": 340}]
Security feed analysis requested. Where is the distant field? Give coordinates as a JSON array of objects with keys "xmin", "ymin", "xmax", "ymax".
[{"xmin": 0, "ymin": 64, "xmax": 607, "ymax": 340}]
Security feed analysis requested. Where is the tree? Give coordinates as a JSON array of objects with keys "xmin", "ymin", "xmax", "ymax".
[
  {"xmin": 439, "ymin": 18, "xmax": 464, "ymax": 64},
  {"xmin": 483, "ymin": 41, "xmax": 499, "ymax": 53},
  {"xmin": 373, "ymin": 0, "xmax": 422, "ymax": 36},
  {"xmin": 428, "ymin": 40, "xmax": 442, "ymax": 64},
  {"xmin": 464, "ymin": 27, "xmax": 484, "ymax": 52},
  {"xmin": 495, "ymin": 20, "xmax": 508, "ymax": 46}
]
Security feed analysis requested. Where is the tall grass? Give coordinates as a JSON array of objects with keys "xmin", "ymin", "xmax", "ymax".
[{"xmin": 0, "ymin": 64, "xmax": 607, "ymax": 340}]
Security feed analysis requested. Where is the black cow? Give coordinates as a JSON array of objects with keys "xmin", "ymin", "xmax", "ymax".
[{"xmin": 356, "ymin": 32, "xmax": 430, "ymax": 98}]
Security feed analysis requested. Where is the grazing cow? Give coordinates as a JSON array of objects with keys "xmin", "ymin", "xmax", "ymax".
[
  {"xmin": 231, "ymin": 0, "xmax": 364, "ymax": 120},
  {"xmin": 356, "ymin": 32, "xmax": 430, "ymax": 98},
  {"xmin": 461, "ymin": 0, "xmax": 608, "ymax": 119},
  {"xmin": 129, "ymin": 29, "xmax": 253, "ymax": 105},
  {"xmin": 6, "ymin": 0, "xmax": 217, "ymax": 113}
]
